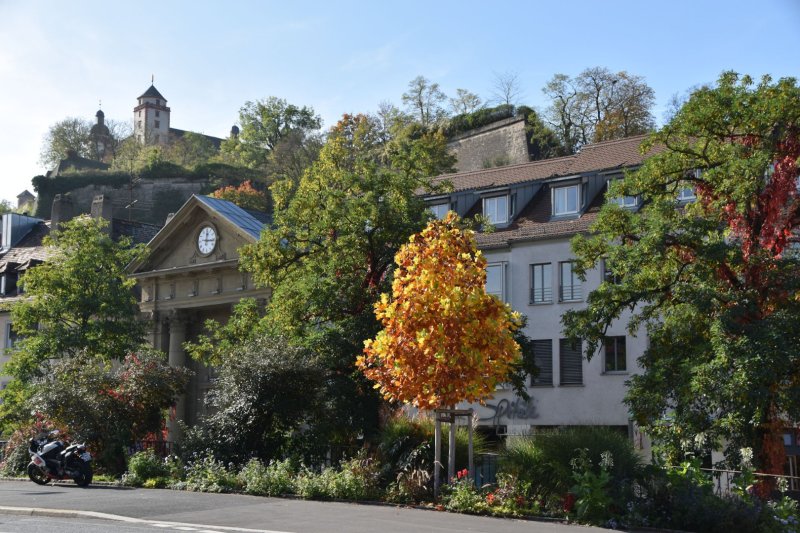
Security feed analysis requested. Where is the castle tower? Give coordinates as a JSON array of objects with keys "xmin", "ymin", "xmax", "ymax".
[
  {"xmin": 134, "ymin": 84, "xmax": 170, "ymax": 145},
  {"xmin": 90, "ymin": 109, "xmax": 113, "ymax": 161}
]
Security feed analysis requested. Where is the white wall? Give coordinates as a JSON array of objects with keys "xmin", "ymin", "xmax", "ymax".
[{"xmin": 461, "ymin": 236, "xmax": 648, "ymax": 434}]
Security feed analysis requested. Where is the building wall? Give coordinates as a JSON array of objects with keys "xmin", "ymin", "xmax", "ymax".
[
  {"xmin": 462, "ymin": 237, "xmax": 648, "ymax": 439},
  {"xmin": 447, "ymin": 117, "xmax": 529, "ymax": 172}
]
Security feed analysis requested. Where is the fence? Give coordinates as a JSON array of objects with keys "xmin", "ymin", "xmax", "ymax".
[
  {"xmin": 699, "ymin": 467, "xmax": 800, "ymax": 499},
  {"xmin": 473, "ymin": 452, "xmax": 499, "ymax": 487}
]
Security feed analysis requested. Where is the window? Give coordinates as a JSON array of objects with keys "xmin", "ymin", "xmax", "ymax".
[
  {"xmin": 156, "ymin": 99, "xmax": 160, "ymax": 105},
  {"xmin": 530, "ymin": 263, "xmax": 552, "ymax": 303},
  {"xmin": 155, "ymin": 110, "xmax": 160, "ymax": 117},
  {"xmin": 553, "ymin": 185, "xmax": 580, "ymax": 215},
  {"xmin": 604, "ymin": 336, "xmax": 627, "ymax": 372},
  {"xmin": 677, "ymin": 187, "xmax": 696, "ymax": 202},
  {"xmin": 155, "ymin": 120, "xmax": 160, "ymax": 129},
  {"xmin": 485, "ymin": 263, "xmax": 505, "ymax": 301},
  {"xmin": 154, "ymin": 134, "xmax": 160, "ymax": 143},
  {"xmin": 483, "ymin": 195, "xmax": 509, "ymax": 224},
  {"xmin": 559, "ymin": 338, "xmax": 582, "ymax": 385},
  {"xmin": 608, "ymin": 179, "xmax": 638, "ymax": 208},
  {"xmin": 531, "ymin": 339, "xmax": 553, "ymax": 386},
  {"xmin": 137, "ymin": 120, "xmax": 142, "ymax": 129},
  {"xmin": 5, "ymin": 323, "xmax": 18, "ymax": 349},
  {"xmin": 559, "ymin": 261, "xmax": 581, "ymax": 301},
  {"xmin": 429, "ymin": 203, "xmax": 449, "ymax": 220},
  {"xmin": 603, "ymin": 259, "xmax": 621, "ymax": 284}
]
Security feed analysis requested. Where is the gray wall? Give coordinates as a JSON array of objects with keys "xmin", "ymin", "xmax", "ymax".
[{"xmin": 447, "ymin": 117, "xmax": 529, "ymax": 172}]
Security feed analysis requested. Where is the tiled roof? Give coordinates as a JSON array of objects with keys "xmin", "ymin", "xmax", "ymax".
[
  {"xmin": 431, "ymin": 134, "xmax": 657, "ymax": 193},
  {"xmin": 112, "ymin": 219, "xmax": 162, "ymax": 245},
  {"xmin": 432, "ymin": 135, "xmax": 663, "ymax": 248},
  {"xmin": 0, "ymin": 221, "xmax": 51, "ymax": 277},
  {"xmin": 195, "ymin": 195, "xmax": 270, "ymax": 239}
]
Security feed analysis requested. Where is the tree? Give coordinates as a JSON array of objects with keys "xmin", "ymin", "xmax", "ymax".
[
  {"xmin": 543, "ymin": 67, "xmax": 655, "ymax": 153},
  {"xmin": 562, "ymin": 73, "xmax": 800, "ymax": 488},
  {"xmin": 165, "ymin": 131, "xmax": 217, "ymax": 168},
  {"xmin": 224, "ymin": 97, "xmax": 322, "ymax": 170},
  {"xmin": 449, "ymin": 88, "xmax": 483, "ymax": 115},
  {"xmin": 29, "ymin": 349, "xmax": 189, "ymax": 472},
  {"xmin": 402, "ymin": 76, "xmax": 448, "ymax": 127},
  {"xmin": 357, "ymin": 213, "xmax": 522, "ymax": 409},
  {"xmin": 233, "ymin": 113, "xmax": 455, "ymax": 445},
  {"xmin": 181, "ymin": 334, "xmax": 323, "ymax": 465},
  {"xmin": 491, "ymin": 70, "xmax": 524, "ymax": 106},
  {"xmin": 525, "ymin": 109, "xmax": 567, "ymax": 160},
  {"xmin": 3, "ymin": 217, "xmax": 147, "ymax": 391},
  {"xmin": 210, "ymin": 180, "xmax": 269, "ymax": 211},
  {"xmin": 39, "ymin": 118, "xmax": 93, "ymax": 167}
]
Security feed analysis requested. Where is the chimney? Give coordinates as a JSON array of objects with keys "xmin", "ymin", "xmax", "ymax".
[
  {"xmin": 51, "ymin": 194, "xmax": 74, "ymax": 229},
  {"xmin": 91, "ymin": 194, "xmax": 113, "ymax": 234}
]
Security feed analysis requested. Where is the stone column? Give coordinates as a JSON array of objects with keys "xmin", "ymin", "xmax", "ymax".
[{"xmin": 167, "ymin": 313, "xmax": 187, "ymax": 444}]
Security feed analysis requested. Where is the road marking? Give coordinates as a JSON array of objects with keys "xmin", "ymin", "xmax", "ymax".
[{"xmin": 0, "ymin": 507, "xmax": 294, "ymax": 533}]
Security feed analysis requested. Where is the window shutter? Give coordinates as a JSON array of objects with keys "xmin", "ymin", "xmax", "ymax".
[
  {"xmin": 531, "ymin": 339, "xmax": 553, "ymax": 386},
  {"xmin": 559, "ymin": 339, "xmax": 583, "ymax": 385}
]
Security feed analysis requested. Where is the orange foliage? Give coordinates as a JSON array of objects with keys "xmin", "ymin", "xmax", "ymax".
[
  {"xmin": 357, "ymin": 213, "xmax": 521, "ymax": 409},
  {"xmin": 210, "ymin": 180, "xmax": 268, "ymax": 211}
]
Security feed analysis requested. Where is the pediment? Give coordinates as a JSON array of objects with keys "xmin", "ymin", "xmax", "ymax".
[{"xmin": 129, "ymin": 196, "xmax": 265, "ymax": 275}]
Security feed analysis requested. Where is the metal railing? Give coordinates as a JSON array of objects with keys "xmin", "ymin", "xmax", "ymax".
[
  {"xmin": 696, "ymin": 466, "xmax": 800, "ymax": 498},
  {"xmin": 127, "ymin": 440, "xmax": 174, "ymax": 457}
]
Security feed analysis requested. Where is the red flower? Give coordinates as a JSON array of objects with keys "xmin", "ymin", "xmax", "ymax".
[
  {"xmin": 456, "ymin": 468, "xmax": 469, "ymax": 480},
  {"xmin": 486, "ymin": 492, "xmax": 496, "ymax": 505}
]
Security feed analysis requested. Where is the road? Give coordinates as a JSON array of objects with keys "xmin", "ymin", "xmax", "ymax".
[{"xmin": 0, "ymin": 480, "xmax": 608, "ymax": 533}]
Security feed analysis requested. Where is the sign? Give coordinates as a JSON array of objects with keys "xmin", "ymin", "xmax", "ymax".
[{"xmin": 478, "ymin": 398, "xmax": 538, "ymax": 426}]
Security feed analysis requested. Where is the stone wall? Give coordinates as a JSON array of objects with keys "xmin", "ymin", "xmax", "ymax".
[
  {"xmin": 44, "ymin": 177, "xmax": 210, "ymax": 226},
  {"xmin": 447, "ymin": 116, "xmax": 530, "ymax": 172}
]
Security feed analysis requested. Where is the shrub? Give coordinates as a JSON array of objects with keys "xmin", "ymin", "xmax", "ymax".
[
  {"xmin": 500, "ymin": 426, "xmax": 642, "ymax": 504},
  {"xmin": 378, "ymin": 414, "xmax": 487, "ymax": 489},
  {"xmin": 238, "ymin": 458, "xmax": 295, "ymax": 496},
  {"xmin": 442, "ymin": 469, "xmax": 486, "ymax": 513},
  {"xmin": 183, "ymin": 453, "xmax": 240, "ymax": 493},
  {"xmin": 294, "ymin": 452, "xmax": 381, "ymax": 501},
  {"xmin": 125, "ymin": 449, "xmax": 170, "ymax": 485}
]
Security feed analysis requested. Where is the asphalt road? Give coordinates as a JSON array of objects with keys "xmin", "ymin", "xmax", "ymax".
[{"xmin": 0, "ymin": 480, "xmax": 608, "ymax": 533}]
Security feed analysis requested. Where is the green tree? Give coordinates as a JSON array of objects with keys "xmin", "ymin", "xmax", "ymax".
[
  {"xmin": 1, "ymin": 216, "xmax": 147, "ymax": 425},
  {"xmin": 39, "ymin": 117, "xmax": 93, "ymax": 167},
  {"xmin": 402, "ymin": 76, "xmax": 448, "ymax": 127},
  {"xmin": 543, "ymin": 67, "xmax": 655, "ymax": 153},
  {"xmin": 29, "ymin": 349, "xmax": 189, "ymax": 472},
  {"xmin": 233, "ymin": 113, "xmax": 455, "ymax": 443},
  {"xmin": 525, "ymin": 109, "xmax": 567, "ymax": 160},
  {"xmin": 563, "ymin": 73, "xmax": 800, "ymax": 486},
  {"xmin": 165, "ymin": 131, "xmax": 217, "ymax": 168},
  {"xmin": 449, "ymin": 88, "xmax": 483, "ymax": 115},
  {"xmin": 223, "ymin": 97, "xmax": 322, "ymax": 170},
  {"xmin": 181, "ymin": 334, "xmax": 323, "ymax": 465}
]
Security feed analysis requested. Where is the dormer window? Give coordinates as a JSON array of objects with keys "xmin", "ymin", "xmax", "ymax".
[
  {"xmin": 483, "ymin": 195, "xmax": 509, "ymax": 225},
  {"xmin": 607, "ymin": 179, "xmax": 639, "ymax": 208},
  {"xmin": 553, "ymin": 184, "xmax": 580, "ymax": 216},
  {"xmin": 429, "ymin": 202, "xmax": 449, "ymax": 220}
]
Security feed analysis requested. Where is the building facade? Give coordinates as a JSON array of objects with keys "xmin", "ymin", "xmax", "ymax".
[{"xmin": 424, "ymin": 135, "xmax": 659, "ymax": 453}]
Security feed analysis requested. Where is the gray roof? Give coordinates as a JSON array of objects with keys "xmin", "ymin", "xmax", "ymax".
[
  {"xmin": 195, "ymin": 195, "xmax": 270, "ymax": 239},
  {"xmin": 138, "ymin": 84, "xmax": 166, "ymax": 100}
]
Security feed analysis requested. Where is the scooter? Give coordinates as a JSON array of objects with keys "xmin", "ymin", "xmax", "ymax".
[{"xmin": 27, "ymin": 430, "xmax": 93, "ymax": 487}]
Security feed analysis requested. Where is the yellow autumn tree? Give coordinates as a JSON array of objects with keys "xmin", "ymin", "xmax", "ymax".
[{"xmin": 357, "ymin": 212, "xmax": 522, "ymax": 409}]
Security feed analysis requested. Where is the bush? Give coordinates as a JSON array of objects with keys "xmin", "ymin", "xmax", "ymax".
[
  {"xmin": 182, "ymin": 453, "xmax": 240, "ymax": 493},
  {"xmin": 500, "ymin": 426, "xmax": 642, "ymax": 504},
  {"xmin": 294, "ymin": 452, "xmax": 381, "ymax": 501},
  {"xmin": 125, "ymin": 450, "xmax": 170, "ymax": 485},
  {"xmin": 238, "ymin": 458, "xmax": 295, "ymax": 496},
  {"xmin": 378, "ymin": 414, "xmax": 487, "ymax": 487}
]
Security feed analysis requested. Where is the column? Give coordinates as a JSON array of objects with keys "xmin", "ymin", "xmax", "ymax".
[{"xmin": 167, "ymin": 313, "xmax": 187, "ymax": 444}]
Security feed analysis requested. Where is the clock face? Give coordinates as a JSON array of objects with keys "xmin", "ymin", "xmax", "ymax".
[{"xmin": 197, "ymin": 226, "xmax": 217, "ymax": 255}]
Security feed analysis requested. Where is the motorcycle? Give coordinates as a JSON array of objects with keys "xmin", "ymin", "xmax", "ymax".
[{"xmin": 27, "ymin": 430, "xmax": 93, "ymax": 487}]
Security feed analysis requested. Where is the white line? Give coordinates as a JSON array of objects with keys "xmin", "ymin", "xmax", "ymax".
[{"xmin": 0, "ymin": 507, "xmax": 294, "ymax": 533}]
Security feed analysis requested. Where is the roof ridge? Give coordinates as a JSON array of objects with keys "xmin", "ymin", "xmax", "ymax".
[
  {"xmin": 433, "ymin": 153, "xmax": 577, "ymax": 181},
  {"xmin": 578, "ymin": 134, "xmax": 650, "ymax": 150}
]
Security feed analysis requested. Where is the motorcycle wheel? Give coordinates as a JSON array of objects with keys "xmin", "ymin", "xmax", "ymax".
[
  {"xmin": 27, "ymin": 463, "xmax": 49, "ymax": 485},
  {"xmin": 74, "ymin": 461, "xmax": 92, "ymax": 487}
]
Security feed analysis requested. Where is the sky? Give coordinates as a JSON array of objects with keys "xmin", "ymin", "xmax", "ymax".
[{"xmin": 0, "ymin": 0, "xmax": 798, "ymax": 205}]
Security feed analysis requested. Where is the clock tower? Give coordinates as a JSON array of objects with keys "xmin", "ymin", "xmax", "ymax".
[{"xmin": 134, "ymin": 83, "xmax": 170, "ymax": 146}]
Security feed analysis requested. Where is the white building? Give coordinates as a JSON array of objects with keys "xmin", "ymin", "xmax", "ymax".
[{"xmin": 424, "ymin": 135, "xmax": 657, "ymax": 452}]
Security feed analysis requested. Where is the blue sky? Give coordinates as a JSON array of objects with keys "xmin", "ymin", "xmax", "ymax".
[{"xmin": 0, "ymin": 0, "xmax": 798, "ymax": 204}]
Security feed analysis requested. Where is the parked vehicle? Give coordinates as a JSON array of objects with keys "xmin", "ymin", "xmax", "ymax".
[{"xmin": 27, "ymin": 430, "xmax": 92, "ymax": 487}]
